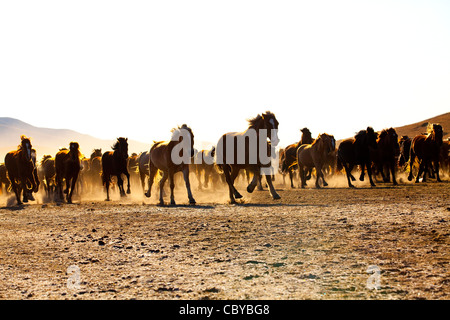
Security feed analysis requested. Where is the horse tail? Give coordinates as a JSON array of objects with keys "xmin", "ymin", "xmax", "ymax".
[{"xmin": 288, "ymin": 160, "xmax": 298, "ymax": 171}]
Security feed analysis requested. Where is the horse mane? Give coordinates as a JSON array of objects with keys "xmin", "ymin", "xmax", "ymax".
[
  {"xmin": 427, "ymin": 123, "xmax": 442, "ymax": 134},
  {"xmin": 112, "ymin": 137, "xmax": 128, "ymax": 150},
  {"xmin": 247, "ymin": 111, "xmax": 276, "ymax": 129},
  {"xmin": 17, "ymin": 135, "xmax": 31, "ymax": 150},
  {"xmin": 170, "ymin": 124, "xmax": 194, "ymax": 141}
]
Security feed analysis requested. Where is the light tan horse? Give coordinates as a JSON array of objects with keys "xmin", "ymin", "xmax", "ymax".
[{"xmin": 296, "ymin": 133, "xmax": 336, "ymax": 188}]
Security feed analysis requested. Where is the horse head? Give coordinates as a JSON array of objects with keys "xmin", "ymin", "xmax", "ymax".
[
  {"xmin": 171, "ymin": 124, "xmax": 195, "ymax": 158},
  {"xmin": 20, "ymin": 135, "xmax": 32, "ymax": 162},
  {"xmin": 69, "ymin": 142, "xmax": 80, "ymax": 161},
  {"xmin": 262, "ymin": 111, "xmax": 279, "ymax": 146},
  {"xmin": 114, "ymin": 138, "xmax": 129, "ymax": 160},
  {"xmin": 429, "ymin": 123, "xmax": 443, "ymax": 146},
  {"xmin": 300, "ymin": 128, "xmax": 313, "ymax": 144},
  {"xmin": 366, "ymin": 127, "xmax": 378, "ymax": 149}
]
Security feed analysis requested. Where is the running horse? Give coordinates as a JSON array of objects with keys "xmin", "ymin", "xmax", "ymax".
[
  {"xmin": 372, "ymin": 128, "xmax": 400, "ymax": 185},
  {"xmin": 297, "ymin": 133, "xmax": 336, "ymax": 188},
  {"xmin": 216, "ymin": 111, "xmax": 280, "ymax": 204},
  {"xmin": 337, "ymin": 127, "xmax": 378, "ymax": 188},
  {"xmin": 55, "ymin": 142, "xmax": 81, "ymax": 203},
  {"xmin": 408, "ymin": 123, "xmax": 443, "ymax": 183},
  {"xmin": 280, "ymin": 127, "xmax": 313, "ymax": 188},
  {"xmin": 102, "ymin": 138, "xmax": 131, "ymax": 201},
  {"xmin": 4, "ymin": 135, "xmax": 38, "ymax": 205},
  {"xmin": 144, "ymin": 124, "xmax": 196, "ymax": 206}
]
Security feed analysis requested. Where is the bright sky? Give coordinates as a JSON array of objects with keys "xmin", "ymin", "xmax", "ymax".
[{"xmin": 1, "ymin": 0, "xmax": 449, "ymax": 148}]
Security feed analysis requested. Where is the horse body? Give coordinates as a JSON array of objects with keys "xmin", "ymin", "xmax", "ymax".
[
  {"xmin": 280, "ymin": 128, "xmax": 313, "ymax": 188},
  {"xmin": 0, "ymin": 163, "xmax": 11, "ymax": 195},
  {"xmin": 372, "ymin": 128, "xmax": 400, "ymax": 185},
  {"xmin": 145, "ymin": 124, "xmax": 196, "ymax": 205},
  {"xmin": 337, "ymin": 127, "xmax": 378, "ymax": 188},
  {"xmin": 408, "ymin": 123, "xmax": 443, "ymax": 182},
  {"xmin": 39, "ymin": 155, "xmax": 56, "ymax": 196},
  {"xmin": 215, "ymin": 111, "xmax": 280, "ymax": 204},
  {"xmin": 297, "ymin": 133, "xmax": 336, "ymax": 188},
  {"xmin": 55, "ymin": 142, "xmax": 81, "ymax": 203},
  {"xmin": 138, "ymin": 151, "xmax": 150, "ymax": 191},
  {"xmin": 102, "ymin": 138, "xmax": 131, "ymax": 201},
  {"xmin": 4, "ymin": 136, "xmax": 37, "ymax": 205},
  {"xmin": 192, "ymin": 147, "xmax": 219, "ymax": 190}
]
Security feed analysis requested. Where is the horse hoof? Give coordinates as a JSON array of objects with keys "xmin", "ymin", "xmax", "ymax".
[
  {"xmin": 247, "ymin": 186, "xmax": 255, "ymax": 194},
  {"xmin": 272, "ymin": 194, "xmax": 281, "ymax": 200},
  {"xmin": 170, "ymin": 201, "xmax": 176, "ymax": 206},
  {"xmin": 127, "ymin": 190, "xmax": 131, "ymax": 194},
  {"xmin": 407, "ymin": 175, "xmax": 413, "ymax": 181},
  {"xmin": 234, "ymin": 192, "xmax": 243, "ymax": 199},
  {"xmin": 105, "ymin": 198, "xmax": 110, "ymax": 201},
  {"xmin": 158, "ymin": 201, "xmax": 165, "ymax": 206},
  {"xmin": 189, "ymin": 200, "xmax": 196, "ymax": 205},
  {"xmin": 144, "ymin": 192, "xmax": 151, "ymax": 198}
]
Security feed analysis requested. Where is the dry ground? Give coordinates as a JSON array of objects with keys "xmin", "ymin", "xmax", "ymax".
[{"xmin": 0, "ymin": 174, "xmax": 449, "ymax": 300}]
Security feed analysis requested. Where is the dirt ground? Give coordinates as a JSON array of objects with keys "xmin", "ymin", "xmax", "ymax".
[{"xmin": 0, "ymin": 173, "xmax": 449, "ymax": 300}]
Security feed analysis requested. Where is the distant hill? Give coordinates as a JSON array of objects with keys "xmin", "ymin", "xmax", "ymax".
[
  {"xmin": 0, "ymin": 117, "xmax": 151, "ymax": 162},
  {"xmin": 392, "ymin": 112, "xmax": 450, "ymax": 140}
]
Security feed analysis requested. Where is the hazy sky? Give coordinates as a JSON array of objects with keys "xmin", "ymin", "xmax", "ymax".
[{"xmin": 1, "ymin": 0, "xmax": 449, "ymax": 148}]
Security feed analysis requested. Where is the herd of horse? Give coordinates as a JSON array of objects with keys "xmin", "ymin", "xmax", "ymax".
[{"xmin": 0, "ymin": 112, "xmax": 449, "ymax": 206}]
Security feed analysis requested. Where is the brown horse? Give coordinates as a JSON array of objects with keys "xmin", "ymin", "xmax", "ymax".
[
  {"xmin": 0, "ymin": 163, "xmax": 11, "ymax": 196},
  {"xmin": 55, "ymin": 142, "xmax": 81, "ymax": 203},
  {"xmin": 337, "ymin": 127, "xmax": 378, "ymax": 188},
  {"xmin": 440, "ymin": 139, "xmax": 450, "ymax": 176},
  {"xmin": 280, "ymin": 127, "xmax": 313, "ymax": 188},
  {"xmin": 102, "ymin": 138, "xmax": 131, "ymax": 201},
  {"xmin": 4, "ymin": 135, "xmax": 38, "ymax": 205},
  {"xmin": 192, "ymin": 147, "xmax": 220, "ymax": 190},
  {"xmin": 85, "ymin": 149, "xmax": 102, "ymax": 192},
  {"xmin": 138, "ymin": 151, "xmax": 150, "ymax": 191},
  {"xmin": 145, "ymin": 124, "xmax": 196, "ymax": 206},
  {"xmin": 398, "ymin": 135, "xmax": 412, "ymax": 167},
  {"xmin": 408, "ymin": 123, "xmax": 443, "ymax": 183},
  {"xmin": 216, "ymin": 111, "xmax": 280, "ymax": 204},
  {"xmin": 127, "ymin": 152, "xmax": 140, "ymax": 188},
  {"xmin": 372, "ymin": 128, "xmax": 400, "ymax": 185},
  {"xmin": 38, "ymin": 155, "xmax": 56, "ymax": 197},
  {"xmin": 297, "ymin": 133, "xmax": 336, "ymax": 188}
]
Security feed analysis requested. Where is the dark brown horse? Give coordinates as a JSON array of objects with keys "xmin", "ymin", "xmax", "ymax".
[
  {"xmin": 372, "ymin": 128, "xmax": 400, "ymax": 185},
  {"xmin": 337, "ymin": 127, "xmax": 378, "ymax": 188},
  {"xmin": 297, "ymin": 133, "xmax": 336, "ymax": 188},
  {"xmin": 102, "ymin": 138, "xmax": 131, "ymax": 201},
  {"xmin": 145, "ymin": 124, "xmax": 196, "ymax": 206},
  {"xmin": 408, "ymin": 123, "xmax": 443, "ymax": 183},
  {"xmin": 127, "ymin": 152, "xmax": 140, "ymax": 188},
  {"xmin": 138, "ymin": 151, "xmax": 150, "ymax": 191},
  {"xmin": 4, "ymin": 135, "xmax": 38, "ymax": 205},
  {"xmin": 86, "ymin": 149, "xmax": 102, "ymax": 192},
  {"xmin": 440, "ymin": 139, "xmax": 450, "ymax": 176},
  {"xmin": 0, "ymin": 163, "xmax": 11, "ymax": 196},
  {"xmin": 39, "ymin": 155, "xmax": 56, "ymax": 196},
  {"xmin": 55, "ymin": 142, "xmax": 81, "ymax": 203},
  {"xmin": 280, "ymin": 127, "xmax": 313, "ymax": 188},
  {"xmin": 216, "ymin": 111, "xmax": 280, "ymax": 204},
  {"xmin": 398, "ymin": 135, "xmax": 412, "ymax": 167}
]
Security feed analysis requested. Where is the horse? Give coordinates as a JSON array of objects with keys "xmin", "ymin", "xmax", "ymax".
[
  {"xmin": 127, "ymin": 152, "xmax": 140, "ymax": 188},
  {"xmin": 440, "ymin": 139, "xmax": 450, "ymax": 176},
  {"xmin": 215, "ymin": 111, "xmax": 280, "ymax": 204},
  {"xmin": 85, "ymin": 149, "xmax": 102, "ymax": 192},
  {"xmin": 144, "ymin": 124, "xmax": 196, "ymax": 206},
  {"xmin": 371, "ymin": 128, "xmax": 400, "ymax": 185},
  {"xmin": 280, "ymin": 127, "xmax": 313, "ymax": 188},
  {"xmin": 408, "ymin": 123, "xmax": 443, "ymax": 183},
  {"xmin": 55, "ymin": 142, "xmax": 81, "ymax": 203},
  {"xmin": 398, "ymin": 135, "xmax": 412, "ymax": 168},
  {"xmin": 102, "ymin": 138, "xmax": 131, "ymax": 201},
  {"xmin": 337, "ymin": 127, "xmax": 378, "ymax": 188},
  {"xmin": 138, "ymin": 151, "xmax": 150, "ymax": 191},
  {"xmin": 4, "ymin": 136, "xmax": 38, "ymax": 205},
  {"xmin": 297, "ymin": 133, "xmax": 336, "ymax": 188},
  {"xmin": 38, "ymin": 155, "xmax": 56, "ymax": 197},
  {"xmin": 192, "ymin": 147, "xmax": 220, "ymax": 190},
  {"xmin": 0, "ymin": 163, "xmax": 11, "ymax": 196}
]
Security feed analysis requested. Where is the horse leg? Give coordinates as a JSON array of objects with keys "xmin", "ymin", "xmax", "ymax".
[
  {"xmin": 359, "ymin": 164, "xmax": 365, "ymax": 182},
  {"xmin": 168, "ymin": 170, "xmax": 176, "ymax": 205},
  {"xmin": 117, "ymin": 175, "xmax": 126, "ymax": 197},
  {"xmin": 246, "ymin": 167, "xmax": 260, "ymax": 194},
  {"xmin": 125, "ymin": 171, "xmax": 131, "ymax": 194},
  {"xmin": 390, "ymin": 161, "xmax": 398, "ymax": 186},
  {"xmin": 158, "ymin": 170, "xmax": 168, "ymax": 206},
  {"xmin": 288, "ymin": 169, "xmax": 295, "ymax": 188},
  {"xmin": 10, "ymin": 176, "xmax": 22, "ymax": 205},
  {"xmin": 222, "ymin": 165, "xmax": 236, "ymax": 204},
  {"xmin": 366, "ymin": 162, "xmax": 376, "ymax": 187},
  {"xmin": 343, "ymin": 163, "xmax": 355, "ymax": 188},
  {"xmin": 67, "ymin": 175, "xmax": 78, "ymax": 204},
  {"xmin": 230, "ymin": 166, "xmax": 243, "ymax": 199},
  {"xmin": 182, "ymin": 166, "xmax": 196, "ymax": 205},
  {"xmin": 265, "ymin": 172, "xmax": 281, "ymax": 200},
  {"xmin": 145, "ymin": 162, "xmax": 158, "ymax": 198},
  {"xmin": 299, "ymin": 166, "xmax": 306, "ymax": 188},
  {"xmin": 408, "ymin": 149, "xmax": 416, "ymax": 181},
  {"xmin": 434, "ymin": 160, "xmax": 442, "ymax": 182}
]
